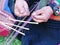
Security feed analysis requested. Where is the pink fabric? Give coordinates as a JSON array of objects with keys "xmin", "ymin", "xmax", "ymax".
[
  {"xmin": 0, "ymin": 0, "xmax": 6, "ymax": 10},
  {"xmin": 0, "ymin": 0, "xmax": 14, "ymax": 37},
  {"xmin": 0, "ymin": 11, "xmax": 14, "ymax": 37}
]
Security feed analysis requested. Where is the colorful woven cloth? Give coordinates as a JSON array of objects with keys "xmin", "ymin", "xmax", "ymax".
[
  {"xmin": 0, "ymin": 26, "xmax": 9, "ymax": 37},
  {"xmin": 0, "ymin": 0, "xmax": 14, "ymax": 37},
  {"xmin": 0, "ymin": 0, "xmax": 21, "ymax": 45}
]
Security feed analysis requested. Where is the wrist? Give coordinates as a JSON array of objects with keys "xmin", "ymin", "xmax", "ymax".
[
  {"xmin": 47, "ymin": 1, "xmax": 60, "ymax": 16},
  {"xmin": 47, "ymin": 6, "xmax": 53, "ymax": 15}
]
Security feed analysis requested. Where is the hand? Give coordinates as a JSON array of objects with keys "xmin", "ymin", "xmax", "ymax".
[
  {"xmin": 14, "ymin": 0, "xmax": 30, "ymax": 17},
  {"xmin": 32, "ymin": 6, "xmax": 53, "ymax": 23}
]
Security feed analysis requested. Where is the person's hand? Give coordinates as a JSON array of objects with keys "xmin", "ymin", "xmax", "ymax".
[
  {"xmin": 14, "ymin": 0, "xmax": 30, "ymax": 17},
  {"xmin": 32, "ymin": 6, "xmax": 53, "ymax": 23}
]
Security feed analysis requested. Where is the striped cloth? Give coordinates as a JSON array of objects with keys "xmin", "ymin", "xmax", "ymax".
[{"xmin": 0, "ymin": 0, "xmax": 13, "ymax": 37}]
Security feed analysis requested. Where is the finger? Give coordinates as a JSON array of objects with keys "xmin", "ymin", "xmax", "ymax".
[
  {"xmin": 14, "ymin": 6, "xmax": 20, "ymax": 16},
  {"xmin": 15, "ymin": 5, "xmax": 29, "ymax": 17},
  {"xmin": 14, "ymin": 5, "xmax": 26, "ymax": 17},
  {"xmin": 23, "ymin": 1, "xmax": 30, "ymax": 15},
  {"xmin": 33, "ymin": 14, "xmax": 49, "ymax": 22},
  {"xmin": 32, "ymin": 13, "xmax": 44, "ymax": 23},
  {"xmin": 15, "ymin": 1, "xmax": 25, "ymax": 14},
  {"xmin": 33, "ymin": 18, "xmax": 44, "ymax": 23},
  {"xmin": 32, "ymin": 13, "xmax": 46, "ymax": 20},
  {"xmin": 32, "ymin": 10, "xmax": 44, "ymax": 18},
  {"xmin": 32, "ymin": 9, "xmax": 44, "ymax": 15}
]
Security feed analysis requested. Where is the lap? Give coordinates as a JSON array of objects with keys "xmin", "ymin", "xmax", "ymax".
[{"xmin": 21, "ymin": 20, "xmax": 60, "ymax": 45}]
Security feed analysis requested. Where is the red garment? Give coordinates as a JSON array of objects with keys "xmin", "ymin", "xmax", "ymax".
[
  {"xmin": 0, "ymin": 26, "xmax": 9, "ymax": 37},
  {"xmin": 50, "ymin": 15, "xmax": 55, "ymax": 19}
]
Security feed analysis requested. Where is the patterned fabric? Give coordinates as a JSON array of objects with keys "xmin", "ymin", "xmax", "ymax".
[
  {"xmin": 0, "ymin": 0, "xmax": 21, "ymax": 45},
  {"xmin": 0, "ymin": 0, "xmax": 13, "ymax": 37}
]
